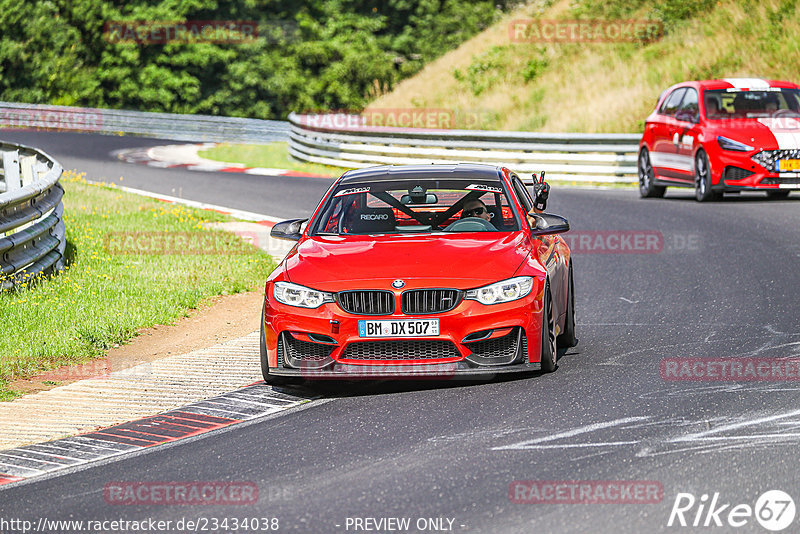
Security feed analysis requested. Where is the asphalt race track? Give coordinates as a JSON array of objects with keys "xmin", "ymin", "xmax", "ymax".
[
  {"xmin": 2, "ymin": 130, "xmax": 800, "ymax": 533},
  {"xmin": 0, "ymin": 131, "xmax": 331, "ymax": 219}
]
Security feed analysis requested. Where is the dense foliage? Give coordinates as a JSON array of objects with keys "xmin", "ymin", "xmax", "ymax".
[{"xmin": 0, "ymin": 0, "xmax": 514, "ymax": 118}]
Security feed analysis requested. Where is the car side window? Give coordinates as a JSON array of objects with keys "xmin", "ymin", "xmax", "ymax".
[
  {"xmin": 511, "ymin": 175, "xmax": 534, "ymax": 213},
  {"xmin": 676, "ymin": 88, "xmax": 699, "ymax": 123},
  {"xmin": 659, "ymin": 88, "xmax": 686, "ymax": 117}
]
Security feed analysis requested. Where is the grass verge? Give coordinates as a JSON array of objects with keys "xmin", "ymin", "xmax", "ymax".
[
  {"xmin": 0, "ymin": 171, "xmax": 276, "ymax": 400},
  {"xmin": 199, "ymin": 142, "xmax": 346, "ymax": 176}
]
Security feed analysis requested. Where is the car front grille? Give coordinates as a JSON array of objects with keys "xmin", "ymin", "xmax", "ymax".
[
  {"xmin": 723, "ymin": 166, "xmax": 754, "ymax": 181},
  {"xmin": 340, "ymin": 340, "xmax": 460, "ymax": 361},
  {"xmin": 401, "ymin": 289, "xmax": 461, "ymax": 315},
  {"xmin": 752, "ymin": 149, "xmax": 800, "ymax": 172},
  {"xmin": 337, "ymin": 290, "xmax": 394, "ymax": 315},
  {"xmin": 761, "ymin": 176, "xmax": 800, "ymax": 185}
]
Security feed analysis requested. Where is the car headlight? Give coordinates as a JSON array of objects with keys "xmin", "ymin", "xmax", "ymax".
[
  {"xmin": 717, "ymin": 136, "xmax": 754, "ymax": 152},
  {"xmin": 273, "ymin": 281, "xmax": 334, "ymax": 308},
  {"xmin": 465, "ymin": 276, "xmax": 534, "ymax": 305}
]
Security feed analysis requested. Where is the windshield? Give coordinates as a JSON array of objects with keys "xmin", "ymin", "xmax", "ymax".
[
  {"xmin": 704, "ymin": 88, "xmax": 800, "ymax": 119},
  {"xmin": 310, "ymin": 178, "xmax": 521, "ymax": 235}
]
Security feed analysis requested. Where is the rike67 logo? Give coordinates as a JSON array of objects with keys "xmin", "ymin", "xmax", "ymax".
[{"xmin": 668, "ymin": 490, "xmax": 796, "ymax": 531}]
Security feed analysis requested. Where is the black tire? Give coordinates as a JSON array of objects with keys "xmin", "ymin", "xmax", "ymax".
[
  {"xmin": 694, "ymin": 150, "xmax": 718, "ymax": 202},
  {"xmin": 767, "ymin": 190, "xmax": 791, "ymax": 199},
  {"xmin": 638, "ymin": 148, "xmax": 666, "ymax": 198},
  {"xmin": 557, "ymin": 262, "xmax": 578, "ymax": 348},
  {"xmin": 260, "ymin": 304, "xmax": 294, "ymax": 386},
  {"xmin": 540, "ymin": 282, "xmax": 557, "ymax": 373}
]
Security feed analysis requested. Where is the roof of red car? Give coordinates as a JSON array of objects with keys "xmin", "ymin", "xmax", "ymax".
[
  {"xmin": 340, "ymin": 164, "xmax": 506, "ymax": 184},
  {"xmin": 690, "ymin": 78, "xmax": 800, "ymax": 90}
]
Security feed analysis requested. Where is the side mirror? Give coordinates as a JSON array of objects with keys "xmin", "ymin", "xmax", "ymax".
[
  {"xmin": 528, "ymin": 212, "xmax": 570, "ymax": 236},
  {"xmin": 270, "ymin": 218, "xmax": 308, "ymax": 241}
]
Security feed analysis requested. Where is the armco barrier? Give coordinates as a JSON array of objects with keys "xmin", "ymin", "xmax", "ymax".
[
  {"xmin": 288, "ymin": 112, "xmax": 641, "ymax": 183},
  {"xmin": 0, "ymin": 142, "xmax": 65, "ymax": 289},
  {"xmin": 0, "ymin": 102, "xmax": 289, "ymax": 143}
]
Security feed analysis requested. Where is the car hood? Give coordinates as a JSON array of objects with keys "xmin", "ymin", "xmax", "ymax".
[
  {"xmin": 708, "ymin": 117, "xmax": 800, "ymax": 150},
  {"xmin": 283, "ymin": 232, "xmax": 532, "ymax": 291}
]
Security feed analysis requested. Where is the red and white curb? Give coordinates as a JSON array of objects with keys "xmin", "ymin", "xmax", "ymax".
[
  {"xmin": 112, "ymin": 143, "xmax": 335, "ymax": 178},
  {"xmin": 97, "ymin": 181, "xmax": 283, "ymax": 226},
  {"xmin": 0, "ymin": 383, "xmax": 313, "ymax": 488}
]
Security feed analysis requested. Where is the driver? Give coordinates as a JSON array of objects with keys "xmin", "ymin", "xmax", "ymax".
[
  {"xmin": 765, "ymin": 93, "xmax": 779, "ymax": 113},
  {"xmin": 460, "ymin": 199, "xmax": 493, "ymax": 222}
]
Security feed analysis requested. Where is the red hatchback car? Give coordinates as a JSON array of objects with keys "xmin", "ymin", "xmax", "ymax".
[
  {"xmin": 639, "ymin": 78, "xmax": 800, "ymax": 201},
  {"xmin": 260, "ymin": 164, "xmax": 576, "ymax": 382}
]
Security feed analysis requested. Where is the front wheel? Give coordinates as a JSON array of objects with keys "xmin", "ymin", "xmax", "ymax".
[
  {"xmin": 638, "ymin": 148, "xmax": 666, "ymax": 198},
  {"xmin": 540, "ymin": 283, "xmax": 557, "ymax": 373},
  {"xmin": 694, "ymin": 151, "xmax": 721, "ymax": 202}
]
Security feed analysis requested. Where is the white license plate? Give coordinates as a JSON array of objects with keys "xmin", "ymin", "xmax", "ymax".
[{"xmin": 358, "ymin": 319, "xmax": 439, "ymax": 338}]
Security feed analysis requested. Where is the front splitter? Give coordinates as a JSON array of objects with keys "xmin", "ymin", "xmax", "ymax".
[{"xmin": 271, "ymin": 361, "xmax": 542, "ymax": 379}]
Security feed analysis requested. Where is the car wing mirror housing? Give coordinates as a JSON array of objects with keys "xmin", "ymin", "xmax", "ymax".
[
  {"xmin": 528, "ymin": 212, "xmax": 570, "ymax": 236},
  {"xmin": 270, "ymin": 218, "xmax": 308, "ymax": 241}
]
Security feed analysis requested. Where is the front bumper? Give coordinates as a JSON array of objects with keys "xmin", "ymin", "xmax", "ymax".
[
  {"xmin": 710, "ymin": 149, "xmax": 800, "ymax": 190},
  {"xmin": 721, "ymin": 170, "xmax": 800, "ymax": 190},
  {"xmin": 264, "ymin": 284, "xmax": 545, "ymax": 378}
]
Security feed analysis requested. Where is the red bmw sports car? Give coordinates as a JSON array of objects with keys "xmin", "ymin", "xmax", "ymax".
[
  {"xmin": 639, "ymin": 78, "xmax": 800, "ymax": 201},
  {"xmin": 260, "ymin": 164, "xmax": 576, "ymax": 381}
]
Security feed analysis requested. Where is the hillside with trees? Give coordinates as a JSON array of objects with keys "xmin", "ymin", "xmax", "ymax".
[
  {"xmin": 0, "ymin": 0, "xmax": 516, "ymax": 119},
  {"xmin": 368, "ymin": 0, "xmax": 800, "ymax": 132}
]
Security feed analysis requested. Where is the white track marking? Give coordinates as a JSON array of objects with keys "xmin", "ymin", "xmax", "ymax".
[
  {"xmin": 86, "ymin": 180, "xmax": 282, "ymax": 222},
  {"xmin": 670, "ymin": 409, "xmax": 800, "ymax": 443},
  {"xmin": 491, "ymin": 416, "xmax": 649, "ymax": 450}
]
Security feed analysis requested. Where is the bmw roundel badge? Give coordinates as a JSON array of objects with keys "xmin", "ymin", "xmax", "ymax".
[{"xmin": 392, "ymin": 279, "xmax": 405, "ymax": 289}]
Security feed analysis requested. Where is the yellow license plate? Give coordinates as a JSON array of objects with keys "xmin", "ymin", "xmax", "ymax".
[{"xmin": 778, "ymin": 159, "xmax": 800, "ymax": 171}]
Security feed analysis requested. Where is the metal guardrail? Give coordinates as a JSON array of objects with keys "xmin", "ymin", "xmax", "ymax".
[
  {"xmin": 0, "ymin": 102, "xmax": 290, "ymax": 143},
  {"xmin": 0, "ymin": 142, "xmax": 65, "ymax": 289},
  {"xmin": 288, "ymin": 112, "xmax": 641, "ymax": 183}
]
